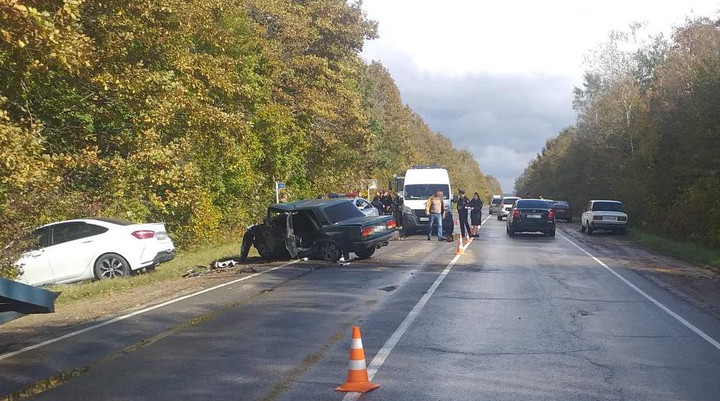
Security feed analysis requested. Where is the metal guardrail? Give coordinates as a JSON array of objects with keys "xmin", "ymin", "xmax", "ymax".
[{"xmin": 0, "ymin": 278, "xmax": 60, "ymax": 325}]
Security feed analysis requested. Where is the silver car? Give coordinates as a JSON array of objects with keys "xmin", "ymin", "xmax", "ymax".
[
  {"xmin": 350, "ymin": 197, "xmax": 380, "ymax": 216},
  {"xmin": 489, "ymin": 196, "xmax": 502, "ymax": 215}
]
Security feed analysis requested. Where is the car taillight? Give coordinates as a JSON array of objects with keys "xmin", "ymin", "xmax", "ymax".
[
  {"xmin": 548, "ymin": 209, "xmax": 555, "ymax": 221},
  {"xmin": 386, "ymin": 219, "xmax": 397, "ymax": 229},
  {"xmin": 361, "ymin": 226, "xmax": 374, "ymax": 237},
  {"xmin": 131, "ymin": 230, "xmax": 155, "ymax": 239},
  {"xmin": 512, "ymin": 210, "xmax": 521, "ymax": 220},
  {"xmin": 593, "ymin": 216, "xmax": 603, "ymax": 221}
]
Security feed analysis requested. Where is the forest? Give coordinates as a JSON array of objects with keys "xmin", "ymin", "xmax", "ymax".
[
  {"xmin": 515, "ymin": 19, "xmax": 720, "ymax": 248},
  {"xmin": 0, "ymin": 0, "xmax": 498, "ymax": 278}
]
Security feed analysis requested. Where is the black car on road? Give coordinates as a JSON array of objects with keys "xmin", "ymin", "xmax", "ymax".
[
  {"xmin": 506, "ymin": 199, "xmax": 556, "ymax": 237},
  {"xmin": 550, "ymin": 200, "xmax": 573, "ymax": 222},
  {"xmin": 240, "ymin": 199, "xmax": 398, "ymax": 262}
]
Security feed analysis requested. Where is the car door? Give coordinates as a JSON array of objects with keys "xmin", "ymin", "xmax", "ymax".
[
  {"xmin": 16, "ymin": 226, "xmax": 54, "ymax": 285},
  {"xmin": 582, "ymin": 202, "xmax": 592, "ymax": 225},
  {"xmin": 45, "ymin": 222, "xmax": 108, "ymax": 282},
  {"xmin": 285, "ymin": 213, "xmax": 299, "ymax": 258}
]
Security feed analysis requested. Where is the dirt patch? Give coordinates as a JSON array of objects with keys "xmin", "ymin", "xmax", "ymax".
[
  {"xmin": 559, "ymin": 223, "xmax": 720, "ymax": 319},
  {"xmin": 0, "ymin": 260, "xmax": 286, "ymax": 354}
]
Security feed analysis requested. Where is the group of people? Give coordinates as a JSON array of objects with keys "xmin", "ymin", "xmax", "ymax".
[
  {"xmin": 424, "ymin": 189, "xmax": 484, "ymax": 242},
  {"xmin": 371, "ymin": 190, "xmax": 400, "ymax": 217}
]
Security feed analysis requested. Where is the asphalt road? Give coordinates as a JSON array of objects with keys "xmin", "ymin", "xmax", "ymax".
[{"xmin": 3, "ymin": 210, "xmax": 720, "ymax": 400}]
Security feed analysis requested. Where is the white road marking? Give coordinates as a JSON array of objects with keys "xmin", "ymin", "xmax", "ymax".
[
  {"xmin": 342, "ymin": 214, "xmax": 490, "ymax": 400},
  {"xmin": 559, "ymin": 233, "xmax": 720, "ymax": 351},
  {"xmin": 0, "ymin": 260, "xmax": 300, "ymax": 361}
]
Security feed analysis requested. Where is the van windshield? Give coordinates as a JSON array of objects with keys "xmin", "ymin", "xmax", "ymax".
[{"xmin": 404, "ymin": 184, "xmax": 450, "ymax": 200}]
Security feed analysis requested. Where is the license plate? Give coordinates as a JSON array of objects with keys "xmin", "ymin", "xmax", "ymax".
[
  {"xmin": 605, "ymin": 216, "xmax": 617, "ymax": 221},
  {"xmin": 373, "ymin": 226, "xmax": 386, "ymax": 232},
  {"xmin": 527, "ymin": 214, "xmax": 541, "ymax": 219},
  {"xmin": 419, "ymin": 217, "xmax": 429, "ymax": 222}
]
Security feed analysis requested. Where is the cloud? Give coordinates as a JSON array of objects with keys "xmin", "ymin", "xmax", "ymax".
[
  {"xmin": 359, "ymin": 0, "xmax": 719, "ymax": 192},
  {"xmin": 367, "ymin": 54, "xmax": 576, "ymax": 192}
]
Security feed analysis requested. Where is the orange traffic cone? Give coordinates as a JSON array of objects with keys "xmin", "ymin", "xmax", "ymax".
[
  {"xmin": 336, "ymin": 326, "xmax": 380, "ymax": 393},
  {"xmin": 456, "ymin": 233, "xmax": 465, "ymax": 255}
]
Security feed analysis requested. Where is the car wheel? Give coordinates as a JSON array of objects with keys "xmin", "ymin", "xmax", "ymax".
[
  {"xmin": 94, "ymin": 253, "xmax": 130, "ymax": 280},
  {"xmin": 548, "ymin": 230, "xmax": 556, "ymax": 237},
  {"xmin": 319, "ymin": 241, "xmax": 342, "ymax": 262},
  {"xmin": 497, "ymin": 215, "xmax": 502, "ymax": 221},
  {"xmin": 253, "ymin": 235, "xmax": 273, "ymax": 259},
  {"xmin": 507, "ymin": 226, "xmax": 515, "ymax": 237},
  {"xmin": 355, "ymin": 247, "xmax": 376, "ymax": 260}
]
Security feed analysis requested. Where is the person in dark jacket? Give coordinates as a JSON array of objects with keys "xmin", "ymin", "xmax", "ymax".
[
  {"xmin": 456, "ymin": 189, "xmax": 471, "ymax": 240},
  {"xmin": 380, "ymin": 190, "xmax": 394, "ymax": 215},
  {"xmin": 469, "ymin": 192, "xmax": 484, "ymax": 237}
]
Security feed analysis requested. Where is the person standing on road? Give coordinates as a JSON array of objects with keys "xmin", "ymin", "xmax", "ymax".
[
  {"xmin": 425, "ymin": 189, "xmax": 446, "ymax": 241},
  {"xmin": 380, "ymin": 190, "xmax": 393, "ymax": 215},
  {"xmin": 457, "ymin": 189, "xmax": 471, "ymax": 241},
  {"xmin": 469, "ymin": 192, "xmax": 483, "ymax": 237}
]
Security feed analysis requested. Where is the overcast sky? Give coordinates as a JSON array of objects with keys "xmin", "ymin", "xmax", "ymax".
[{"xmin": 359, "ymin": 0, "xmax": 719, "ymax": 193}]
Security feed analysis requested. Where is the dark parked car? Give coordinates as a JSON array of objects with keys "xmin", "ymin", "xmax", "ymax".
[
  {"xmin": 551, "ymin": 200, "xmax": 573, "ymax": 222},
  {"xmin": 240, "ymin": 199, "xmax": 398, "ymax": 262},
  {"xmin": 506, "ymin": 199, "xmax": 556, "ymax": 237}
]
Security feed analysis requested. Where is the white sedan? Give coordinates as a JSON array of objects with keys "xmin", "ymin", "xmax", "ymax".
[{"xmin": 16, "ymin": 218, "xmax": 175, "ymax": 286}]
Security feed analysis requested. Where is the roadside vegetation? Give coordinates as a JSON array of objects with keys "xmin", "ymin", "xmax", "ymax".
[
  {"xmin": 516, "ymin": 19, "xmax": 720, "ymax": 250},
  {"xmin": 0, "ymin": 1, "xmax": 499, "ymax": 279},
  {"xmin": 628, "ymin": 230, "xmax": 720, "ymax": 273}
]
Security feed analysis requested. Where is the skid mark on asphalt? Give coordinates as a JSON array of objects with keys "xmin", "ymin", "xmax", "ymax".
[{"xmin": 559, "ymin": 232, "xmax": 720, "ymax": 352}]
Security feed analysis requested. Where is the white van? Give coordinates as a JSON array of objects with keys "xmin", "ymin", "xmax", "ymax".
[{"xmin": 398, "ymin": 167, "xmax": 454, "ymax": 236}]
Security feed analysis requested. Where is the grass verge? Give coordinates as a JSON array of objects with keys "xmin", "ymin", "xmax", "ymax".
[
  {"xmin": 48, "ymin": 239, "xmax": 247, "ymax": 306},
  {"xmin": 627, "ymin": 230, "xmax": 720, "ymax": 273}
]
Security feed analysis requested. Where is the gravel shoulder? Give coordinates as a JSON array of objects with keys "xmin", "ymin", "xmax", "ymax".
[{"xmin": 558, "ymin": 222, "xmax": 720, "ymax": 319}]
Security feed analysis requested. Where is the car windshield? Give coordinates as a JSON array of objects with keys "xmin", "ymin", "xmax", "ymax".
[
  {"xmin": 404, "ymin": 184, "xmax": 450, "ymax": 200},
  {"xmin": 323, "ymin": 201, "xmax": 365, "ymax": 223},
  {"xmin": 552, "ymin": 201, "xmax": 570, "ymax": 207},
  {"xmin": 491, "ymin": 198, "xmax": 501, "ymax": 205},
  {"xmin": 517, "ymin": 200, "xmax": 550, "ymax": 209},
  {"xmin": 592, "ymin": 202, "xmax": 624, "ymax": 212}
]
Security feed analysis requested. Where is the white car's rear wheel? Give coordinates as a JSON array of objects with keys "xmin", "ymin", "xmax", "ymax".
[{"xmin": 94, "ymin": 253, "xmax": 131, "ymax": 280}]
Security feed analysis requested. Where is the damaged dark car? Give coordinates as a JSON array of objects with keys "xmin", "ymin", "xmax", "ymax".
[{"xmin": 240, "ymin": 199, "xmax": 398, "ymax": 262}]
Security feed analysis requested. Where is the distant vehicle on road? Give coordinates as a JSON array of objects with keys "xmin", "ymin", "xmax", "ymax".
[
  {"xmin": 506, "ymin": 199, "xmax": 556, "ymax": 237},
  {"xmin": 398, "ymin": 166, "xmax": 454, "ymax": 236},
  {"xmin": 240, "ymin": 199, "xmax": 398, "ymax": 262},
  {"xmin": 497, "ymin": 196, "xmax": 520, "ymax": 220},
  {"xmin": 16, "ymin": 219, "xmax": 175, "ymax": 286},
  {"xmin": 350, "ymin": 197, "xmax": 379, "ymax": 216},
  {"xmin": 489, "ymin": 196, "xmax": 502, "ymax": 215},
  {"xmin": 551, "ymin": 200, "xmax": 573, "ymax": 222},
  {"xmin": 581, "ymin": 200, "xmax": 628, "ymax": 234}
]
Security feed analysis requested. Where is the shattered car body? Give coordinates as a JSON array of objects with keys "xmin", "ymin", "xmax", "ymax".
[{"xmin": 240, "ymin": 199, "xmax": 398, "ymax": 262}]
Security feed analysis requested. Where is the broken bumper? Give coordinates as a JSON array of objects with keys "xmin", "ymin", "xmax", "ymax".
[{"xmin": 353, "ymin": 231, "xmax": 398, "ymax": 250}]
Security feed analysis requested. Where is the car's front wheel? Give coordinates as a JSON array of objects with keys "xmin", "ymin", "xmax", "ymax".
[
  {"xmin": 355, "ymin": 247, "xmax": 376, "ymax": 260},
  {"xmin": 94, "ymin": 253, "xmax": 130, "ymax": 280},
  {"xmin": 318, "ymin": 241, "xmax": 342, "ymax": 262}
]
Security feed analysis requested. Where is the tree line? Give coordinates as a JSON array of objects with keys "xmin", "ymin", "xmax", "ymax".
[
  {"xmin": 0, "ymin": 0, "xmax": 496, "ymax": 278},
  {"xmin": 515, "ymin": 19, "xmax": 720, "ymax": 248}
]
